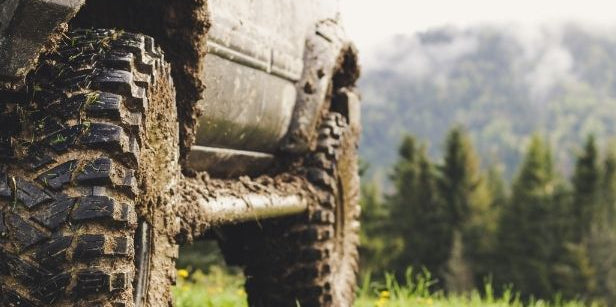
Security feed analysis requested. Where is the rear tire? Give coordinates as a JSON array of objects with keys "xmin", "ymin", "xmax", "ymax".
[
  {"xmin": 220, "ymin": 112, "xmax": 360, "ymax": 307},
  {"xmin": 0, "ymin": 29, "xmax": 180, "ymax": 307}
]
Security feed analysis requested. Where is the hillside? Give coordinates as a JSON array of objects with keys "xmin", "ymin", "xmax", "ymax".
[{"xmin": 359, "ymin": 23, "xmax": 616, "ymax": 182}]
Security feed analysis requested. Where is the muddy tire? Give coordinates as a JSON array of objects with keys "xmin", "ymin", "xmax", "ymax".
[
  {"xmin": 0, "ymin": 30, "xmax": 181, "ymax": 306},
  {"xmin": 220, "ymin": 112, "xmax": 360, "ymax": 307}
]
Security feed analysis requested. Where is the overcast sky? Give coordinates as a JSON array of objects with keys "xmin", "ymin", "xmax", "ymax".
[{"xmin": 340, "ymin": 0, "xmax": 616, "ymax": 62}]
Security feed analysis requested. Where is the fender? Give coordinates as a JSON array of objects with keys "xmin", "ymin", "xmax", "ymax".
[
  {"xmin": 0, "ymin": 0, "xmax": 84, "ymax": 88},
  {"xmin": 282, "ymin": 19, "xmax": 360, "ymax": 153}
]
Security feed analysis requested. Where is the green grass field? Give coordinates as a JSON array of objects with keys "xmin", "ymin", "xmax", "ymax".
[{"xmin": 173, "ymin": 267, "xmax": 593, "ymax": 307}]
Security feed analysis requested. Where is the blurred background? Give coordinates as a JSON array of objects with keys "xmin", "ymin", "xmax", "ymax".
[{"xmin": 177, "ymin": 1, "xmax": 616, "ymax": 306}]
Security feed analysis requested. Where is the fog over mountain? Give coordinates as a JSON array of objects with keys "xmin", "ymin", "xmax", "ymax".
[{"xmin": 359, "ymin": 23, "xmax": 616, "ymax": 182}]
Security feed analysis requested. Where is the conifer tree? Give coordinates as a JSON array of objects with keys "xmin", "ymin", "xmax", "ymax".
[
  {"xmin": 572, "ymin": 135, "xmax": 600, "ymax": 239},
  {"xmin": 439, "ymin": 126, "xmax": 492, "ymax": 291},
  {"xmin": 388, "ymin": 136, "xmax": 420, "ymax": 245},
  {"xmin": 497, "ymin": 135, "xmax": 558, "ymax": 298},
  {"xmin": 486, "ymin": 165, "xmax": 507, "ymax": 209},
  {"xmin": 549, "ymin": 134, "xmax": 603, "ymax": 300},
  {"xmin": 413, "ymin": 146, "xmax": 453, "ymax": 279},
  {"xmin": 359, "ymin": 181, "xmax": 392, "ymax": 277},
  {"xmin": 587, "ymin": 144, "xmax": 616, "ymax": 304},
  {"xmin": 388, "ymin": 135, "xmax": 452, "ymax": 283},
  {"xmin": 387, "ymin": 135, "xmax": 421, "ymax": 276},
  {"xmin": 601, "ymin": 144, "xmax": 616, "ymax": 227},
  {"xmin": 439, "ymin": 126, "xmax": 483, "ymax": 227},
  {"xmin": 463, "ymin": 165, "xmax": 502, "ymax": 288}
]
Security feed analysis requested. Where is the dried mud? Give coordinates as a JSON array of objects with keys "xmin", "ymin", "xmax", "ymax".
[
  {"xmin": 71, "ymin": 0, "xmax": 210, "ymax": 172},
  {"xmin": 176, "ymin": 172, "xmax": 317, "ymax": 244},
  {"xmin": 137, "ymin": 54, "xmax": 182, "ymax": 307}
]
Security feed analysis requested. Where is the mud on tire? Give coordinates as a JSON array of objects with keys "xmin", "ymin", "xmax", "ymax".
[
  {"xmin": 0, "ymin": 29, "xmax": 180, "ymax": 306},
  {"xmin": 220, "ymin": 112, "xmax": 361, "ymax": 307}
]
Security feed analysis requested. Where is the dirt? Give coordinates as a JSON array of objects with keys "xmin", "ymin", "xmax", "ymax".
[
  {"xmin": 176, "ymin": 171, "xmax": 316, "ymax": 244},
  {"xmin": 136, "ymin": 47, "xmax": 182, "ymax": 307},
  {"xmin": 71, "ymin": 0, "xmax": 211, "ymax": 173},
  {"xmin": 332, "ymin": 44, "xmax": 361, "ymax": 90},
  {"xmin": 0, "ymin": 21, "xmax": 69, "ymax": 91}
]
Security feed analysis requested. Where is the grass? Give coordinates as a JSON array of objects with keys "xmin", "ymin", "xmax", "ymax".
[
  {"xmin": 173, "ymin": 266, "xmax": 247, "ymax": 307},
  {"xmin": 173, "ymin": 267, "xmax": 593, "ymax": 307}
]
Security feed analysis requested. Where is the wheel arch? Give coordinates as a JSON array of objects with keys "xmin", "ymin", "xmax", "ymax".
[
  {"xmin": 330, "ymin": 43, "xmax": 362, "ymax": 137},
  {"xmin": 282, "ymin": 19, "xmax": 361, "ymax": 153}
]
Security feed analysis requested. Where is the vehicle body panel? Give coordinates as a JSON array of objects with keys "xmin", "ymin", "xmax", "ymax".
[
  {"xmin": 194, "ymin": 0, "xmax": 339, "ymax": 154},
  {"xmin": 195, "ymin": 54, "xmax": 297, "ymax": 153}
]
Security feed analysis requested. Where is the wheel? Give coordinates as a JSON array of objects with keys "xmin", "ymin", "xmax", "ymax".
[
  {"xmin": 0, "ymin": 29, "xmax": 181, "ymax": 306},
  {"xmin": 219, "ymin": 112, "xmax": 361, "ymax": 307}
]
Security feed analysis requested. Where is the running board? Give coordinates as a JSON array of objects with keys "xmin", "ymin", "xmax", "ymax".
[{"xmin": 176, "ymin": 173, "xmax": 311, "ymax": 242}]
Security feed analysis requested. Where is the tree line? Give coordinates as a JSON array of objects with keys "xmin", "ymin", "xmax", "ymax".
[{"xmin": 360, "ymin": 127, "xmax": 616, "ymax": 304}]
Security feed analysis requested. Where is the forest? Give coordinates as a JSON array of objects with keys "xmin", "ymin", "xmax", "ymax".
[
  {"xmin": 360, "ymin": 128, "xmax": 616, "ymax": 305},
  {"xmin": 360, "ymin": 24, "xmax": 616, "ymax": 183},
  {"xmin": 356, "ymin": 23, "xmax": 616, "ymax": 304}
]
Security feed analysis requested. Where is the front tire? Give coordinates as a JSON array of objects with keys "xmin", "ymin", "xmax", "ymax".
[{"xmin": 0, "ymin": 29, "xmax": 180, "ymax": 307}]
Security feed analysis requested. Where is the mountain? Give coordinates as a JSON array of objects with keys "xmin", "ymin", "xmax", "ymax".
[{"xmin": 359, "ymin": 23, "xmax": 616, "ymax": 184}]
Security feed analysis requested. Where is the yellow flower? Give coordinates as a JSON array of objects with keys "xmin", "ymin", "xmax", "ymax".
[
  {"xmin": 426, "ymin": 298, "xmax": 434, "ymax": 305},
  {"xmin": 376, "ymin": 297, "xmax": 388, "ymax": 307},
  {"xmin": 236, "ymin": 289, "xmax": 246, "ymax": 296},
  {"xmin": 376, "ymin": 290, "xmax": 390, "ymax": 307},
  {"xmin": 178, "ymin": 269, "xmax": 189, "ymax": 278}
]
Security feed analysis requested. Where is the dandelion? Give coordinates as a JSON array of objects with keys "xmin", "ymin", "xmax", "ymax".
[
  {"xmin": 178, "ymin": 269, "xmax": 189, "ymax": 279},
  {"xmin": 376, "ymin": 290, "xmax": 390, "ymax": 307}
]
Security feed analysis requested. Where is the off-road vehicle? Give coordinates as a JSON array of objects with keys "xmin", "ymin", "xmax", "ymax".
[{"xmin": 0, "ymin": 0, "xmax": 361, "ymax": 306}]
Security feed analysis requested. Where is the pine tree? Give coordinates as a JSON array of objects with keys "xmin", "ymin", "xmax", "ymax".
[
  {"xmin": 359, "ymin": 181, "xmax": 392, "ymax": 277},
  {"xmin": 486, "ymin": 165, "xmax": 507, "ymax": 209},
  {"xmin": 601, "ymin": 143, "xmax": 616, "ymax": 227},
  {"xmin": 549, "ymin": 135, "xmax": 602, "ymax": 300},
  {"xmin": 464, "ymin": 165, "xmax": 503, "ymax": 289},
  {"xmin": 413, "ymin": 147, "xmax": 453, "ymax": 280},
  {"xmin": 572, "ymin": 135, "xmax": 600, "ymax": 239},
  {"xmin": 388, "ymin": 136, "xmax": 420, "ymax": 257},
  {"xmin": 387, "ymin": 135, "xmax": 421, "ymax": 276},
  {"xmin": 496, "ymin": 135, "xmax": 558, "ymax": 298},
  {"xmin": 587, "ymin": 144, "xmax": 616, "ymax": 304},
  {"xmin": 439, "ymin": 126, "xmax": 483, "ymax": 227},
  {"xmin": 388, "ymin": 135, "xmax": 452, "ymax": 284},
  {"xmin": 439, "ymin": 126, "xmax": 493, "ymax": 291}
]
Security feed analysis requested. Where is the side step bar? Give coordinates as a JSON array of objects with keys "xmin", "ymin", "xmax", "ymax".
[
  {"xmin": 176, "ymin": 173, "xmax": 311, "ymax": 241},
  {"xmin": 201, "ymin": 193, "xmax": 307, "ymax": 225}
]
